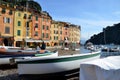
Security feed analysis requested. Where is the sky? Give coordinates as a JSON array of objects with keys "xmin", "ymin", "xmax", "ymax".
[{"xmin": 34, "ymin": 0, "xmax": 120, "ymax": 41}]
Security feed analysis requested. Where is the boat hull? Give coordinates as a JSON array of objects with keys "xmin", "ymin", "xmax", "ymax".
[
  {"xmin": 0, "ymin": 51, "xmax": 58, "ymax": 65},
  {"xmin": 0, "ymin": 46, "xmax": 37, "ymax": 55},
  {"xmin": 17, "ymin": 51, "xmax": 100, "ymax": 75}
]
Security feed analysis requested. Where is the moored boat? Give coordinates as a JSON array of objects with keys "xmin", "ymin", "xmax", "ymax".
[
  {"xmin": 17, "ymin": 50, "xmax": 100, "ymax": 75},
  {"xmin": 0, "ymin": 50, "xmax": 58, "ymax": 65},
  {"xmin": 101, "ymin": 47, "xmax": 120, "ymax": 58},
  {"xmin": 0, "ymin": 46, "xmax": 38, "ymax": 55}
]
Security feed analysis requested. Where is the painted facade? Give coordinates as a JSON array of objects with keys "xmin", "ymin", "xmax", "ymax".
[
  {"xmin": 41, "ymin": 11, "xmax": 52, "ymax": 46},
  {"xmin": 0, "ymin": 1, "xmax": 80, "ymax": 47},
  {"xmin": 0, "ymin": 2, "xmax": 15, "ymax": 46},
  {"xmin": 14, "ymin": 10, "xmax": 33, "ymax": 47},
  {"xmin": 69, "ymin": 24, "xmax": 80, "ymax": 43}
]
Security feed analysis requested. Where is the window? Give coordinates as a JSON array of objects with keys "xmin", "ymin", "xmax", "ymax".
[
  {"xmin": 60, "ymin": 31, "xmax": 62, "ymax": 34},
  {"xmin": 46, "ymin": 26, "xmax": 49, "ymax": 30},
  {"xmin": 7, "ymin": 18, "xmax": 10, "ymax": 23},
  {"xmin": 42, "ymin": 33, "xmax": 44, "ymax": 38},
  {"xmin": 36, "ymin": 16, "xmax": 38, "ymax": 21},
  {"xmin": 34, "ymin": 32, "xmax": 38, "ymax": 36},
  {"xmin": 4, "ymin": 17, "xmax": 11, "ymax": 23},
  {"xmin": 9, "ymin": 10, "xmax": 12, "ymax": 15},
  {"xmin": 35, "ymin": 23, "xmax": 38, "ymax": 28},
  {"xmin": 54, "ymin": 30, "xmax": 58, "ymax": 34},
  {"xmin": 46, "ymin": 33, "xmax": 49, "ymax": 38},
  {"xmin": 18, "ymin": 13, "xmax": 21, "ymax": 17},
  {"xmin": 2, "ymin": 8, "xmax": 6, "ymax": 14},
  {"xmin": 56, "ymin": 31, "xmax": 58, "ymax": 34},
  {"xmin": 27, "ymin": 31, "xmax": 29, "ymax": 36},
  {"xmin": 5, "ymin": 27, "xmax": 10, "ymax": 34},
  {"xmin": 56, "ymin": 36, "xmax": 58, "ymax": 40},
  {"xmin": 54, "ymin": 36, "xmax": 55, "ymax": 40},
  {"xmin": 42, "ymin": 25, "xmax": 45, "ymax": 29},
  {"xmin": 28, "ymin": 15, "xmax": 32, "ymax": 19},
  {"xmin": 54, "ymin": 36, "xmax": 58, "ymax": 40},
  {"xmin": 23, "ymin": 14, "xmax": 27, "ymax": 19},
  {"xmin": 18, "ymin": 21, "xmax": 21, "ymax": 26},
  {"xmin": 17, "ymin": 30, "xmax": 21, "ymax": 36}
]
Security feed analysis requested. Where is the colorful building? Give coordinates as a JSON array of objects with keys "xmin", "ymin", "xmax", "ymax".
[
  {"xmin": 0, "ymin": 0, "xmax": 81, "ymax": 47},
  {"xmin": 50, "ymin": 21, "xmax": 69, "ymax": 46},
  {"xmin": 69, "ymin": 24, "xmax": 81, "ymax": 43},
  {"xmin": 41, "ymin": 11, "xmax": 52, "ymax": 46},
  {"xmin": 0, "ymin": 1, "xmax": 15, "ymax": 46},
  {"xmin": 14, "ymin": 6, "xmax": 33, "ymax": 47}
]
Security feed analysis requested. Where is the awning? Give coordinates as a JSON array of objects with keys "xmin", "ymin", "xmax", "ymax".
[
  {"xmin": 16, "ymin": 38, "xmax": 23, "ymax": 41},
  {"xmin": 25, "ymin": 39, "xmax": 50, "ymax": 43},
  {"xmin": 25, "ymin": 39, "xmax": 42, "ymax": 42}
]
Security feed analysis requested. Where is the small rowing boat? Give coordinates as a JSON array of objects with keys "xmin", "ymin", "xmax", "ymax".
[
  {"xmin": 0, "ymin": 46, "xmax": 38, "ymax": 55},
  {"xmin": 0, "ymin": 50, "xmax": 58, "ymax": 65}
]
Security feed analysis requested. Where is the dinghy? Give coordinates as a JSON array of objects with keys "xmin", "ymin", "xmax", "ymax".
[
  {"xmin": 0, "ymin": 46, "xmax": 38, "ymax": 55},
  {"xmin": 17, "ymin": 50, "xmax": 100, "ymax": 75},
  {"xmin": 0, "ymin": 50, "xmax": 58, "ymax": 65}
]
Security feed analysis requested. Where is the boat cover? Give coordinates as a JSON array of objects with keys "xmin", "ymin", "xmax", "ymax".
[{"xmin": 80, "ymin": 56, "xmax": 120, "ymax": 80}]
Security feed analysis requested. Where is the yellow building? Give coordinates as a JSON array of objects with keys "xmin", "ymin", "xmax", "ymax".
[
  {"xmin": 14, "ymin": 7, "xmax": 32, "ymax": 47},
  {"xmin": 69, "ymin": 24, "xmax": 81, "ymax": 43},
  {"xmin": 50, "ymin": 21, "xmax": 64, "ymax": 46}
]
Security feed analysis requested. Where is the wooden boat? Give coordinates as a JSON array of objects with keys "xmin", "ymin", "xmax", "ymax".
[
  {"xmin": 0, "ymin": 46, "xmax": 39, "ymax": 55},
  {"xmin": 0, "ymin": 50, "xmax": 58, "ymax": 65},
  {"xmin": 17, "ymin": 50, "xmax": 100, "ymax": 75}
]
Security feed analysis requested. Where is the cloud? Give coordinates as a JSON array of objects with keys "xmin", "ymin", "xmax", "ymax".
[
  {"xmin": 54, "ymin": 16, "xmax": 120, "ymax": 40},
  {"xmin": 54, "ymin": 16, "xmax": 119, "ymax": 28}
]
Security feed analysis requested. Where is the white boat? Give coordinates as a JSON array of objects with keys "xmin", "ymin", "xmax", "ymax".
[
  {"xmin": 0, "ymin": 50, "xmax": 58, "ymax": 65},
  {"xmin": 17, "ymin": 50, "xmax": 100, "ymax": 75},
  {"xmin": 101, "ymin": 47, "xmax": 120, "ymax": 58},
  {"xmin": 0, "ymin": 46, "xmax": 38, "ymax": 55}
]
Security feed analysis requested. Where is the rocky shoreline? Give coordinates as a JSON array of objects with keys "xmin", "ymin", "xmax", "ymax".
[{"xmin": 0, "ymin": 48, "xmax": 80, "ymax": 80}]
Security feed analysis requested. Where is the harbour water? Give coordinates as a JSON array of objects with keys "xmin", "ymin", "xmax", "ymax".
[{"xmin": 0, "ymin": 46, "xmax": 91, "ymax": 80}]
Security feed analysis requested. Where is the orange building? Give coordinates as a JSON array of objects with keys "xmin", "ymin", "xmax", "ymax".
[
  {"xmin": 41, "ymin": 11, "xmax": 52, "ymax": 46},
  {"xmin": 32, "ymin": 14, "xmax": 42, "ymax": 40},
  {"xmin": 63, "ymin": 22, "xmax": 70, "ymax": 42},
  {"xmin": 0, "ymin": 1, "xmax": 15, "ymax": 46}
]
